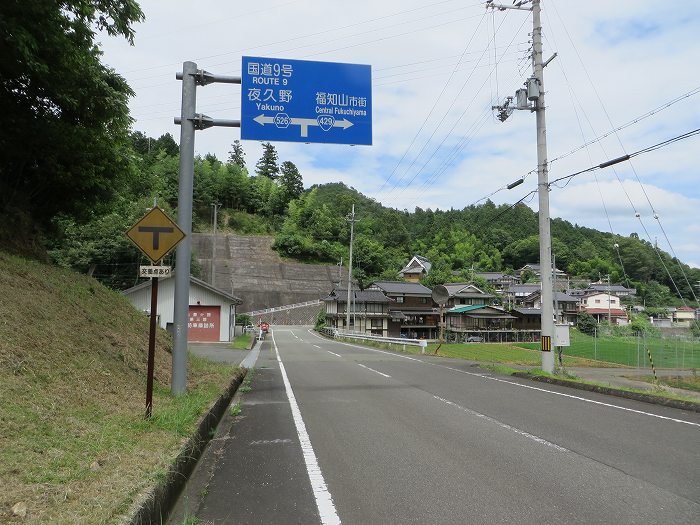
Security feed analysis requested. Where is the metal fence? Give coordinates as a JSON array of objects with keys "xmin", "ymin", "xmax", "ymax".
[{"xmin": 565, "ymin": 330, "xmax": 700, "ymax": 369}]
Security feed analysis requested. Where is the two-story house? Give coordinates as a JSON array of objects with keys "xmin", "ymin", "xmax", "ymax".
[
  {"xmin": 445, "ymin": 304, "xmax": 516, "ymax": 342},
  {"xmin": 398, "ymin": 255, "xmax": 431, "ymax": 283},
  {"xmin": 516, "ymin": 263, "xmax": 568, "ymax": 283},
  {"xmin": 323, "ymin": 288, "xmax": 392, "ymax": 336},
  {"xmin": 473, "ymin": 272, "xmax": 519, "ymax": 292},
  {"xmin": 368, "ymin": 281, "xmax": 439, "ymax": 338},
  {"xmin": 441, "ymin": 283, "xmax": 495, "ymax": 307},
  {"xmin": 580, "ymin": 292, "xmax": 628, "ymax": 324},
  {"xmin": 587, "ymin": 283, "xmax": 637, "ymax": 297},
  {"xmin": 522, "ymin": 290, "xmax": 579, "ymax": 325}
]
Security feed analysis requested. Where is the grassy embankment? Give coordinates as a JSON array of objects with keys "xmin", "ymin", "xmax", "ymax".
[{"xmin": 0, "ymin": 252, "xmax": 240, "ymax": 524}]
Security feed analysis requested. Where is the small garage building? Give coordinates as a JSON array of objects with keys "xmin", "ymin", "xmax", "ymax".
[{"xmin": 123, "ymin": 276, "xmax": 242, "ymax": 342}]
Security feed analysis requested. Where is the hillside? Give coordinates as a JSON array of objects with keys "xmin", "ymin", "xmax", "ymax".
[
  {"xmin": 192, "ymin": 233, "xmax": 341, "ymax": 312},
  {"xmin": 0, "ymin": 252, "xmax": 235, "ymax": 523}
]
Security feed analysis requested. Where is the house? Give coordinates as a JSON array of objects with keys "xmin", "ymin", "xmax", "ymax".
[
  {"xmin": 368, "ymin": 281, "xmax": 439, "ymax": 338},
  {"xmin": 503, "ymin": 283, "xmax": 541, "ymax": 306},
  {"xmin": 440, "ymin": 283, "xmax": 495, "ymax": 308},
  {"xmin": 516, "ymin": 263, "xmax": 567, "ymax": 282},
  {"xmin": 671, "ymin": 306, "xmax": 696, "ymax": 327},
  {"xmin": 586, "ymin": 283, "xmax": 637, "ymax": 297},
  {"xmin": 511, "ymin": 307, "xmax": 541, "ymax": 331},
  {"xmin": 123, "ymin": 275, "xmax": 242, "ymax": 342},
  {"xmin": 398, "ymin": 255, "xmax": 431, "ymax": 282},
  {"xmin": 323, "ymin": 288, "xmax": 392, "ymax": 336},
  {"xmin": 580, "ymin": 292, "xmax": 628, "ymax": 324},
  {"xmin": 445, "ymin": 304, "xmax": 515, "ymax": 342},
  {"xmin": 473, "ymin": 272, "xmax": 519, "ymax": 292},
  {"xmin": 522, "ymin": 291, "xmax": 579, "ymax": 325}
]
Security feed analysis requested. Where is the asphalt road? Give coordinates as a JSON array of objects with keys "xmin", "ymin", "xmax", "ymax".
[{"xmin": 169, "ymin": 326, "xmax": 700, "ymax": 524}]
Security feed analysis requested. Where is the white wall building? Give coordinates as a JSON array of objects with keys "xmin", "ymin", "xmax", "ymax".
[{"xmin": 124, "ymin": 275, "xmax": 242, "ymax": 342}]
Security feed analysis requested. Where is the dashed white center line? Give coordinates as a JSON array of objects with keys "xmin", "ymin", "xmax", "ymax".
[
  {"xmin": 313, "ymin": 344, "xmax": 322, "ymax": 349},
  {"xmin": 327, "ymin": 351, "xmax": 342, "ymax": 358},
  {"xmin": 358, "ymin": 363, "xmax": 391, "ymax": 378},
  {"xmin": 433, "ymin": 395, "xmax": 569, "ymax": 452}
]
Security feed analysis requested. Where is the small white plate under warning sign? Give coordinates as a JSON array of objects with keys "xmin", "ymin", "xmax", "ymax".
[{"xmin": 140, "ymin": 265, "xmax": 172, "ymax": 278}]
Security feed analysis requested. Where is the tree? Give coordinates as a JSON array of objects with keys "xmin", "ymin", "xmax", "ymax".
[
  {"xmin": 0, "ymin": 0, "xmax": 144, "ymax": 244},
  {"xmin": 255, "ymin": 142, "xmax": 279, "ymax": 180},
  {"xmin": 228, "ymin": 139, "xmax": 246, "ymax": 169},
  {"xmin": 279, "ymin": 161, "xmax": 304, "ymax": 200},
  {"xmin": 576, "ymin": 312, "xmax": 597, "ymax": 335}
]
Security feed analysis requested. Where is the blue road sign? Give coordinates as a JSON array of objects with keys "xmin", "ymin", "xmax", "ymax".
[{"xmin": 240, "ymin": 56, "xmax": 372, "ymax": 145}]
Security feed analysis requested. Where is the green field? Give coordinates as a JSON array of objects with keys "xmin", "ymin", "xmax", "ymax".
[{"xmin": 517, "ymin": 330, "xmax": 700, "ymax": 369}]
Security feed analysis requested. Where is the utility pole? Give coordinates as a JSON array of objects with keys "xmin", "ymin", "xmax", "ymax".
[
  {"xmin": 211, "ymin": 202, "xmax": 221, "ymax": 286},
  {"xmin": 489, "ymin": 0, "xmax": 555, "ymax": 372},
  {"xmin": 606, "ymin": 274, "xmax": 611, "ymax": 324},
  {"xmin": 345, "ymin": 204, "xmax": 356, "ymax": 332}
]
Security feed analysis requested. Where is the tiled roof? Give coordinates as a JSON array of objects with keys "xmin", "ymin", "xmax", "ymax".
[{"xmin": 371, "ymin": 281, "xmax": 432, "ymax": 295}]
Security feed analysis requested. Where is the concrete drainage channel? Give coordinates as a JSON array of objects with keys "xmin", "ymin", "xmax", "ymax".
[{"xmin": 125, "ymin": 366, "xmax": 249, "ymax": 524}]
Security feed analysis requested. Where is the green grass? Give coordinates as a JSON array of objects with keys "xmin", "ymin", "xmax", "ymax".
[
  {"xmin": 337, "ymin": 337, "xmax": 595, "ymax": 367},
  {"xmin": 0, "ymin": 251, "xmax": 242, "ymax": 524},
  {"xmin": 517, "ymin": 330, "xmax": 700, "ymax": 368},
  {"xmin": 230, "ymin": 403, "xmax": 242, "ymax": 417},
  {"xmin": 481, "ymin": 364, "xmax": 700, "ymax": 404},
  {"xmin": 231, "ymin": 332, "xmax": 252, "ymax": 350},
  {"xmin": 625, "ymin": 374, "xmax": 700, "ymax": 392}
]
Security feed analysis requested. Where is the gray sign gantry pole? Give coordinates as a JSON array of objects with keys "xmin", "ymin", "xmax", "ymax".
[
  {"xmin": 173, "ymin": 62, "xmax": 241, "ymax": 395},
  {"xmin": 172, "ymin": 61, "xmax": 197, "ymax": 395}
]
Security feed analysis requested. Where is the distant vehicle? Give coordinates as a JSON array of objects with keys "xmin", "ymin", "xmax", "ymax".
[
  {"xmin": 466, "ymin": 336, "xmax": 484, "ymax": 343},
  {"xmin": 242, "ymin": 325, "xmax": 256, "ymax": 333},
  {"xmin": 259, "ymin": 322, "xmax": 270, "ymax": 332}
]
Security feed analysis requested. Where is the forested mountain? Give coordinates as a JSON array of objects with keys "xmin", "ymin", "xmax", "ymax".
[{"xmin": 5, "ymin": 127, "xmax": 697, "ymax": 308}]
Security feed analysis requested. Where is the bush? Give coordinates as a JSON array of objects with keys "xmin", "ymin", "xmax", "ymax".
[
  {"xmin": 314, "ymin": 308, "xmax": 326, "ymax": 330},
  {"xmin": 576, "ymin": 312, "xmax": 597, "ymax": 335},
  {"xmin": 236, "ymin": 313, "xmax": 252, "ymax": 326}
]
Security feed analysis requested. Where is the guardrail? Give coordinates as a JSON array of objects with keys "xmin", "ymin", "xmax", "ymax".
[
  {"xmin": 245, "ymin": 299, "xmax": 322, "ymax": 316},
  {"xmin": 319, "ymin": 327, "xmax": 431, "ymax": 353}
]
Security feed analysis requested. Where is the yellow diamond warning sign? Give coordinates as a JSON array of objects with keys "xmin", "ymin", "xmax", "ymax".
[{"xmin": 126, "ymin": 207, "xmax": 185, "ymax": 263}]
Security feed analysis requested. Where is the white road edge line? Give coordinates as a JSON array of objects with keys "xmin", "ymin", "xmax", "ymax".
[
  {"xmin": 272, "ymin": 331, "xmax": 341, "ymax": 525},
  {"xmin": 307, "ymin": 329, "xmax": 700, "ymax": 428},
  {"xmin": 357, "ymin": 363, "xmax": 391, "ymax": 378},
  {"xmin": 327, "ymin": 351, "xmax": 342, "ymax": 358},
  {"xmin": 433, "ymin": 395, "xmax": 569, "ymax": 452}
]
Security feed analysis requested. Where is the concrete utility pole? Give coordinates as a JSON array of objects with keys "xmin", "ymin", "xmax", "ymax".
[
  {"xmin": 346, "ymin": 204, "xmax": 356, "ymax": 331},
  {"xmin": 489, "ymin": 0, "xmax": 555, "ymax": 372},
  {"xmin": 211, "ymin": 202, "xmax": 221, "ymax": 286}
]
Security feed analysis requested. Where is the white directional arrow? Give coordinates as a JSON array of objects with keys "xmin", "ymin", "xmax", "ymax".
[
  {"xmin": 253, "ymin": 114, "xmax": 354, "ymax": 137},
  {"xmin": 253, "ymin": 114, "xmax": 274, "ymax": 125}
]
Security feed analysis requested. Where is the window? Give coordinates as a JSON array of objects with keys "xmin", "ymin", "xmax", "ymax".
[
  {"xmin": 420, "ymin": 297, "xmax": 428, "ymax": 304},
  {"xmin": 610, "ymin": 299, "xmax": 616, "ymax": 305},
  {"xmin": 371, "ymin": 319, "xmax": 383, "ymax": 329},
  {"xmin": 594, "ymin": 299, "xmax": 600, "ymax": 304},
  {"xmin": 395, "ymin": 296, "xmax": 404, "ymax": 303}
]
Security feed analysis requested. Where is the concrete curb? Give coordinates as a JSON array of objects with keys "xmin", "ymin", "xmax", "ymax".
[
  {"xmin": 511, "ymin": 372, "xmax": 700, "ymax": 413},
  {"xmin": 125, "ymin": 368, "xmax": 247, "ymax": 525}
]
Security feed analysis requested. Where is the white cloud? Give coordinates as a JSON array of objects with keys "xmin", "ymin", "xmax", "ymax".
[{"xmin": 97, "ymin": 0, "xmax": 700, "ymax": 268}]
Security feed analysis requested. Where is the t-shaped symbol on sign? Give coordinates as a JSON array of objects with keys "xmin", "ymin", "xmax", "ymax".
[{"xmin": 138, "ymin": 226, "xmax": 174, "ymax": 249}]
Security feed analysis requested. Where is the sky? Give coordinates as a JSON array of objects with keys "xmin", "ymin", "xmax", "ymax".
[{"xmin": 98, "ymin": 0, "xmax": 700, "ymax": 270}]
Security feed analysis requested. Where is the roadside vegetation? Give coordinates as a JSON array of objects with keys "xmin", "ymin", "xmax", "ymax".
[
  {"xmin": 231, "ymin": 333, "xmax": 253, "ymax": 350},
  {"xmin": 0, "ymin": 252, "xmax": 239, "ymax": 523}
]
